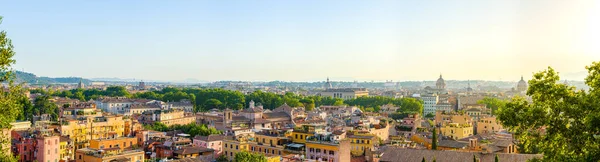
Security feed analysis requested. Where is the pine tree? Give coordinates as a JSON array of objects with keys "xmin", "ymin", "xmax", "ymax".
[{"xmin": 431, "ymin": 127, "xmax": 438, "ymax": 150}]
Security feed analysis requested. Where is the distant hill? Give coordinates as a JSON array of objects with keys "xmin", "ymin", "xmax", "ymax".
[{"xmin": 11, "ymin": 71, "xmax": 92, "ymax": 84}]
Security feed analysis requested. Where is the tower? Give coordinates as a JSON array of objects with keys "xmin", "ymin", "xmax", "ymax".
[
  {"xmin": 223, "ymin": 108, "xmax": 233, "ymax": 124},
  {"xmin": 324, "ymin": 77, "xmax": 333, "ymax": 89},
  {"xmin": 436, "ymin": 74, "xmax": 446, "ymax": 89},
  {"xmin": 249, "ymin": 100, "xmax": 255, "ymax": 109},
  {"xmin": 517, "ymin": 76, "xmax": 528, "ymax": 92},
  {"xmin": 78, "ymin": 79, "xmax": 85, "ymax": 89}
]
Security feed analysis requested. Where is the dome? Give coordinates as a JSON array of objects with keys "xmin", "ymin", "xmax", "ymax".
[
  {"xmin": 436, "ymin": 74, "xmax": 446, "ymax": 89},
  {"xmin": 517, "ymin": 76, "xmax": 528, "ymax": 92}
]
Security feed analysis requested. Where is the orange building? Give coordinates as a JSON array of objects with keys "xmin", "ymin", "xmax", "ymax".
[{"xmin": 89, "ymin": 137, "xmax": 138, "ymax": 151}]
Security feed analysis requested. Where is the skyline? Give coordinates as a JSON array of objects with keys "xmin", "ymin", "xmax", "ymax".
[{"xmin": 2, "ymin": 0, "xmax": 599, "ymax": 81}]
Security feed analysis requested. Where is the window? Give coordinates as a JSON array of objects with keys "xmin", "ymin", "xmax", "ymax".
[
  {"xmin": 295, "ymin": 134, "xmax": 298, "ymax": 139},
  {"xmin": 236, "ymin": 145, "xmax": 238, "ymax": 150},
  {"xmin": 309, "ymin": 148, "xmax": 314, "ymax": 152},
  {"xmin": 316, "ymin": 149, "xmax": 321, "ymax": 153},
  {"xmin": 225, "ymin": 143, "xmax": 228, "ymax": 147},
  {"xmin": 329, "ymin": 151, "xmax": 334, "ymax": 155}
]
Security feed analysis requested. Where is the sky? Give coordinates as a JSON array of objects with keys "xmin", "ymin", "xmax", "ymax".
[{"xmin": 1, "ymin": 0, "xmax": 599, "ymax": 82}]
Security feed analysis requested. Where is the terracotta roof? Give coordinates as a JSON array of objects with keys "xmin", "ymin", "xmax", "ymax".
[
  {"xmin": 378, "ymin": 148, "xmax": 541, "ymax": 162},
  {"xmin": 438, "ymin": 140, "xmax": 468, "ymax": 149},
  {"xmin": 493, "ymin": 139, "xmax": 514, "ymax": 147},
  {"xmin": 263, "ymin": 112, "xmax": 290, "ymax": 119},
  {"xmin": 194, "ymin": 134, "xmax": 225, "ymax": 142},
  {"xmin": 173, "ymin": 146, "xmax": 214, "ymax": 155}
]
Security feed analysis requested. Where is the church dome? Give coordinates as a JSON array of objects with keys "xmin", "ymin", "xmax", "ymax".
[
  {"xmin": 517, "ymin": 76, "xmax": 527, "ymax": 92},
  {"xmin": 436, "ymin": 74, "xmax": 446, "ymax": 89}
]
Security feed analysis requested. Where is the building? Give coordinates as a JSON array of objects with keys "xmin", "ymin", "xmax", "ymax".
[
  {"xmin": 376, "ymin": 147, "xmax": 541, "ymax": 162},
  {"xmin": 89, "ymin": 137, "xmax": 138, "ymax": 151},
  {"xmin": 139, "ymin": 109, "xmax": 196, "ymax": 126},
  {"xmin": 94, "ymin": 98, "xmax": 157, "ymax": 115},
  {"xmin": 440, "ymin": 123, "xmax": 474, "ymax": 140},
  {"xmin": 223, "ymin": 136, "xmax": 250, "ymax": 161},
  {"xmin": 75, "ymin": 148, "xmax": 144, "ymax": 162},
  {"xmin": 172, "ymin": 146, "xmax": 215, "ymax": 161},
  {"xmin": 517, "ymin": 76, "xmax": 528, "ymax": 92},
  {"xmin": 346, "ymin": 133, "xmax": 377, "ymax": 156},
  {"xmin": 319, "ymin": 88, "xmax": 369, "ymax": 100},
  {"xmin": 422, "ymin": 94, "xmax": 438, "ymax": 116},
  {"xmin": 476, "ymin": 116, "xmax": 503, "ymax": 135},
  {"xmin": 60, "ymin": 115, "xmax": 127, "ymax": 149},
  {"xmin": 248, "ymin": 129, "xmax": 293, "ymax": 158},
  {"xmin": 60, "ymin": 136, "xmax": 74, "ymax": 161},
  {"xmin": 77, "ymin": 79, "xmax": 85, "ymax": 89},
  {"xmin": 36, "ymin": 135, "xmax": 60, "ymax": 162},
  {"xmin": 436, "ymin": 74, "xmax": 446, "ymax": 90},
  {"xmin": 305, "ymin": 136, "xmax": 351, "ymax": 162},
  {"xmin": 193, "ymin": 134, "xmax": 224, "ymax": 157},
  {"xmin": 11, "ymin": 130, "xmax": 35, "ymax": 162},
  {"xmin": 128, "ymin": 103, "xmax": 161, "ymax": 115},
  {"xmin": 165, "ymin": 99, "xmax": 195, "ymax": 112}
]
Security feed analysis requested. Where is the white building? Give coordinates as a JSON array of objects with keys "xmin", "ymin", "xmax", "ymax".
[
  {"xmin": 95, "ymin": 98, "xmax": 158, "ymax": 114},
  {"xmin": 422, "ymin": 94, "xmax": 439, "ymax": 116}
]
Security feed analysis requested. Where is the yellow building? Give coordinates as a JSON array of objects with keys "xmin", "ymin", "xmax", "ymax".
[
  {"xmin": 440, "ymin": 123, "xmax": 474, "ymax": 140},
  {"xmin": 60, "ymin": 115, "xmax": 127, "ymax": 149},
  {"xmin": 477, "ymin": 116, "xmax": 503, "ymax": 134},
  {"xmin": 290, "ymin": 124, "xmax": 325, "ymax": 144},
  {"xmin": 267, "ymin": 155, "xmax": 281, "ymax": 162},
  {"xmin": 305, "ymin": 138, "xmax": 351, "ymax": 162},
  {"xmin": 59, "ymin": 136, "xmax": 74, "ymax": 161},
  {"xmin": 75, "ymin": 148, "xmax": 144, "ymax": 162},
  {"xmin": 223, "ymin": 136, "xmax": 250, "ymax": 161},
  {"xmin": 249, "ymin": 130, "xmax": 290, "ymax": 157},
  {"xmin": 347, "ymin": 134, "xmax": 377, "ymax": 156},
  {"xmin": 89, "ymin": 137, "xmax": 138, "ymax": 150}
]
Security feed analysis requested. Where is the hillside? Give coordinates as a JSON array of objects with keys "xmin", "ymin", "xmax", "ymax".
[{"xmin": 11, "ymin": 71, "xmax": 92, "ymax": 84}]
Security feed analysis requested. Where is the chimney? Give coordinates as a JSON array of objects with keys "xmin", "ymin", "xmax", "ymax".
[{"xmin": 469, "ymin": 138, "xmax": 478, "ymax": 149}]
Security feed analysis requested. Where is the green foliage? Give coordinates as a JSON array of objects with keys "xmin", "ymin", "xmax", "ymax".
[
  {"xmin": 0, "ymin": 15, "xmax": 25, "ymax": 160},
  {"xmin": 473, "ymin": 155, "xmax": 476, "ymax": 162},
  {"xmin": 33, "ymin": 95, "xmax": 60, "ymax": 121},
  {"xmin": 425, "ymin": 113, "xmax": 434, "ymax": 118},
  {"xmin": 496, "ymin": 62, "xmax": 600, "ymax": 161},
  {"xmin": 234, "ymin": 151, "xmax": 267, "ymax": 162},
  {"xmin": 345, "ymin": 96, "xmax": 423, "ymax": 114},
  {"xmin": 299, "ymin": 98, "xmax": 315, "ymax": 111},
  {"xmin": 431, "ymin": 127, "xmax": 437, "ymax": 150},
  {"xmin": 216, "ymin": 154, "xmax": 228, "ymax": 162},
  {"xmin": 143, "ymin": 122, "xmax": 221, "ymax": 137},
  {"xmin": 495, "ymin": 154, "xmax": 499, "ymax": 162},
  {"xmin": 422, "ymin": 157, "xmax": 426, "ymax": 162},
  {"xmin": 477, "ymin": 97, "xmax": 508, "ymax": 115}
]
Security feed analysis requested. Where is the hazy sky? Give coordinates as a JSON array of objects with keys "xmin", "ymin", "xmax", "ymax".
[{"xmin": 1, "ymin": 0, "xmax": 599, "ymax": 82}]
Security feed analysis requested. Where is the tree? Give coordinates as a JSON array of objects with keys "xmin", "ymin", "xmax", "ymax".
[
  {"xmin": 234, "ymin": 151, "xmax": 267, "ymax": 162},
  {"xmin": 432, "ymin": 157, "xmax": 436, "ymax": 162},
  {"xmin": 431, "ymin": 127, "xmax": 437, "ymax": 150},
  {"xmin": 204, "ymin": 99, "xmax": 223, "ymax": 109},
  {"xmin": 495, "ymin": 154, "xmax": 499, "ymax": 162},
  {"xmin": 477, "ymin": 97, "xmax": 507, "ymax": 115},
  {"xmin": 0, "ymin": 16, "xmax": 23, "ymax": 162},
  {"xmin": 425, "ymin": 113, "xmax": 434, "ymax": 118},
  {"xmin": 33, "ymin": 95, "xmax": 60, "ymax": 121},
  {"xmin": 422, "ymin": 157, "xmax": 426, "ymax": 162},
  {"xmin": 299, "ymin": 98, "xmax": 315, "ymax": 111},
  {"xmin": 216, "ymin": 154, "xmax": 228, "ymax": 162},
  {"xmin": 473, "ymin": 154, "xmax": 476, "ymax": 162},
  {"xmin": 496, "ymin": 62, "xmax": 600, "ymax": 161}
]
